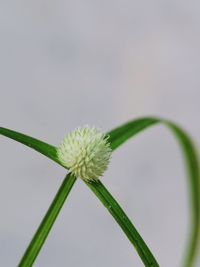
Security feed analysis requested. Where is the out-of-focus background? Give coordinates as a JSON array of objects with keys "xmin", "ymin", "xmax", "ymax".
[{"xmin": 0, "ymin": 1, "xmax": 200, "ymax": 266}]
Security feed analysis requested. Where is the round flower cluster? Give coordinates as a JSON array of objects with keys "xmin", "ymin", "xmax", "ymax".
[{"xmin": 57, "ymin": 126, "xmax": 112, "ymax": 182}]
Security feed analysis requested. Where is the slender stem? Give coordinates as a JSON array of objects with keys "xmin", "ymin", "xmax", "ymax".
[
  {"xmin": 18, "ymin": 173, "xmax": 76, "ymax": 267},
  {"xmin": 86, "ymin": 179, "xmax": 159, "ymax": 267}
]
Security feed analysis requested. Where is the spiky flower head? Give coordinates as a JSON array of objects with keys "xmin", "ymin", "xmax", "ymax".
[{"xmin": 57, "ymin": 126, "xmax": 112, "ymax": 182}]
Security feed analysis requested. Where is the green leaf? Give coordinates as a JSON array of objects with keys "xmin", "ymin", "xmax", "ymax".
[
  {"xmin": 86, "ymin": 179, "xmax": 159, "ymax": 267},
  {"xmin": 106, "ymin": 117, "xmax": 200, "ymax": 267},
  {"xmin": 107, "ymin": 117, "xmax": 159, "ymax": 150},
  {"xmin": 18, "ymin": 173, "xmax": 76, "ymax": 267},
  {"xmin": 0, "ymin": 127, "xmax": 61, "ymax": 166}
]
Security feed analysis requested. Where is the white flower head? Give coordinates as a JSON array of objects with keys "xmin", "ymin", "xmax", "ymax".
[{"xmin": 57, "ymin": 126, "xmax": 112, "ymax": 182}]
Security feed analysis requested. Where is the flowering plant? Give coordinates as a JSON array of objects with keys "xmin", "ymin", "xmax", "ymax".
[{"xmin": 0, "ymin": 117, "xmax": 199, "ymax": 267}]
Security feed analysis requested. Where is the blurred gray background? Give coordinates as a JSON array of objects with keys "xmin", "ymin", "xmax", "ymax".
[{"xmin": 0, "ymin": 1, "xmax": 200, "ymax": 266}]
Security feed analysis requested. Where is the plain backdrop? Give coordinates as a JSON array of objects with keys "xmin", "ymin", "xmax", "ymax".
[{"xmin": 0, "ymin": 1, "xmax": 200, "ymax": 266}]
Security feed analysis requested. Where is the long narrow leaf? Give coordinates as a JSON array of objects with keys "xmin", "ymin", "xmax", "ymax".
[
  {"xmin": 107, "ymin": 118, "xmax": 159, "ymax": 150},
  {"xmin": 0, "ymin": 127, "xmax": 60, "ymax": 166},
  {"xmin": 18, "ymin": 173, "xmax": 76, "ymax": 267},
  {"xmin": 86, "ymin": 179, "xmax": 159, "ymax": 267},
  {"xmin": 106, "ymin": 117, "xmax": 200, "ymax": 267}
]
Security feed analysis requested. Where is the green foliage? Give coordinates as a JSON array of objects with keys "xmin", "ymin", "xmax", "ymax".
[
  {"xmin": 0, "ymin": 117, "xmax": 199, "ymax": 267},
  {"xmin": 107, "ymin": 118, "xmax": 200, "ymax": 267}
]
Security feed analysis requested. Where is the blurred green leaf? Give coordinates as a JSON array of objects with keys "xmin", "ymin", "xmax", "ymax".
[
  {"xmin": 107, "ymin": 117, "xmax": 159, "ymax": 150},
  {"xmin": 106, "ymin": 117, "xmax": 200, "ymax": 267}
]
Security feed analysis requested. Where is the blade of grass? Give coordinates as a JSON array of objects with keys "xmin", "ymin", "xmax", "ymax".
[
  {"xmin": 107, "ymin": 117, "xmax": 159, "ymax": 150},
  {"xmin": 18, "ymin": 173, "xmax": 76, "ymax": 267},
  {"xmin": 166, "ymin": 121, "xmax": 200, "ymax": 267},
  {"xmin": 0, "ymin": 127, "xmax": 61, "ymax": 166},
  {"xmin": 86, "ymin": 179, "xmax": 159, "ymax": 267},
  {"xmin": 106, "ymin": 117, "xmax": 200, "ymax": 267}
]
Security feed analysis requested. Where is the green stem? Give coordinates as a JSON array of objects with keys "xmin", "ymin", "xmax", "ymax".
[
  {"xmin": 18, "ymin": 173, "xmax": 76, "ymax": 267},
  {"xmin": 86, "ymin": 179, "xmax": 159, "ymax": 267}
]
